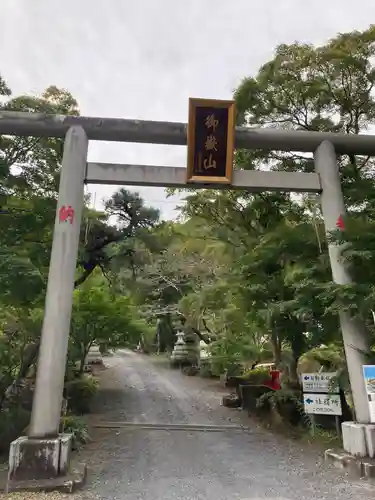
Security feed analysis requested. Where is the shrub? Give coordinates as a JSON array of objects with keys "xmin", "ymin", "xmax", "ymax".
[
  {"xmin": 60, "ymin": 415, "xmax": 90, "ymax": 450},
  {"xmin": 1, "ymin": 380, "xmax": 34, "ymax": 412},
  {"xmin": 256, "ymin": 389, "xmax": 310, "ymax": 427},
  {"xmin": 239, "ymin": 366, "xmax": 270, "ymax": 385},
  {"xmin": 240, "ymin": 385, "xmax": 274, "ymax": 412},
  {"xmin": 225, "ymin": 363, "xmax": 244, "ymax": 377},
  {"xmin": 65, "ymin": 363, "xmax": 81, "ymax": 382},
  {"xmin": 199, "ymin": 360, "xmax": 214, "ymax": 378},
  {"xmin": 65, "ymin": 375, "xmax": 99, "ymax": 415},
  {"xmin": 0, "ymin": 406, "xmax": 30, "ymax": 453},
  {"xmin": 209, "ymin": 356, "xmax": 242, "ymax": 377}
]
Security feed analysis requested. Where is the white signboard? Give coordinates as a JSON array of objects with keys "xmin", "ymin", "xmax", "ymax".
[
  {"xmin": 302, "ymin": 372, "xmax": 339, "ymax": 394},
  {"xmin": 303, "ymin": 393, "xmax": 342, "ymax": 415},
  {"xmin": 363, "ymin": 365, "xmax": 375, "ymax": 423}
]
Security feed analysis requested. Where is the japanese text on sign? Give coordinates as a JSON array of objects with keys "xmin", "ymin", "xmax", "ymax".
[
  {"xmin": 303, "ymin": 393, "xmax": 342, "ymax": 416},
  {"xmin": 186, "ymin": 98, "xmax": 235, "ymax": 184},
  {"xmin": 302, "ymin": 372, "xmax": 339, "ymax": 394},
  {"xmin": 59, "ymin": 205, "xmax": 75, "ymax": 225}
]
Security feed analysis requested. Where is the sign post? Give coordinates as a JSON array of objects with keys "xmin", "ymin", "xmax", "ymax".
[
  {"xmin": 302, "ymin": 372, "xmax": 342, "ymax": 436},
  {"xmin": 186, "ymin": 98, "xmax": 235, "ymax": 185}
]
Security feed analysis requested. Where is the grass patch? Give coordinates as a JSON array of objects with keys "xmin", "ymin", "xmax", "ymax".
[{"xmin": 303, "ymin": 427, "xmax": 342, "ymax": 449}]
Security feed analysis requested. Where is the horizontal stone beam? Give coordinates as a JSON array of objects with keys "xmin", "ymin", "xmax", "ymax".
[
  {"xmin": 85, "ymin": 163, "xmax": 322, "ymax": 193},
  {"xmin": 0, "ymin": 111, "xmax": 375, "ymax": 155}
]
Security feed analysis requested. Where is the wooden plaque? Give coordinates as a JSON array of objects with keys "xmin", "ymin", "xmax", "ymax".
[{"xmin": 186, "ymin": 98, "xmax": 235, "ymax": 184}]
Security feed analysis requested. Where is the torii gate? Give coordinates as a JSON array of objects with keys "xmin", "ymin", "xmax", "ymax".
[{"xmin": 1, "ymin": 99, "xmax": 374, "ymax": 487}]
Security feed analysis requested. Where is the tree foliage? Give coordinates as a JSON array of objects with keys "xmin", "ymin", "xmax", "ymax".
[
  {"xmin": 161, "ymin": 25, "xmax": 375, "ymax": 385},
  {"xmin": 70, "ymin": 275, "xmax": 149, "ymax": 372}
]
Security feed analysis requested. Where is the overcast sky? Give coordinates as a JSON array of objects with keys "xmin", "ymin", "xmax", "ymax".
[{"xmin": 1, "ymin": 0, "xmax": 374, "ymax": 219}]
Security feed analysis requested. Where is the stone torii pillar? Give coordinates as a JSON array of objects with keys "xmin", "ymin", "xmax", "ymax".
[
  {"xmin": 7, "ymin": 126, "xmax": 88, "ymax": 491},
  {"xmin": 315, "ymin": 141, "xmax": 373, "ymax": 459}
]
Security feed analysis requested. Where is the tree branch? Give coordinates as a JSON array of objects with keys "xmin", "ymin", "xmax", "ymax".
[{"xmin": 74, "ymin": 266, "xmax": 96, "ymax": 288}]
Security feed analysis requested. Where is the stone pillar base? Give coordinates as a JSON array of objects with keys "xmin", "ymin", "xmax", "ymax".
[
  {"xmin": 341, "ymin": 421, "xmax": 375, "ymax": 458},
  {"xmin": 364, "ymin": 425, "xmax": 375, "ymax": 458},
  {"xmin": 6, "ymin": 433, "xmax": 73, "ymax": 492},
  {"xmin": 342, "ymin": 421, "xmax": 367, "ymax": 457}
]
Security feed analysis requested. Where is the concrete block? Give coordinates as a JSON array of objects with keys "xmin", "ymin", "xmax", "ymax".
[
  {"xmin": 6, "ymin": 461, "xmax": 87, "ymax": 494},
  {"xmin": 362, "ymin": 460, "xmax": 375, "ymax": 482},
  {"xmin": 342, "ymin": 421, "xmax": 367, "ymax": 457},
  {"xmin": 325, "ymin": 449, "xmax": 364, "ymax": 477},
  {"xmin": 59, "ymin": 434, "xmax": 73, "ymax": 473},
  {"xmin": 364, "ymin": 425, "xmax": 375, "ymax": 458},
  {"xmin": 8, "ymin": 433, "xmax": 72, "ymax": 483}
]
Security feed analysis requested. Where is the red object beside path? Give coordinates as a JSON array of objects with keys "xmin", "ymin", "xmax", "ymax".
[{"xmin": 264, "ymin": 369, "xmax": 281, "ymax": 390}]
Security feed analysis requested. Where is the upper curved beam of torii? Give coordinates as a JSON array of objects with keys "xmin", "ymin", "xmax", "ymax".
[{"xmin": 1, "ymin": 110, "xmax": 375, "ymax": 155}]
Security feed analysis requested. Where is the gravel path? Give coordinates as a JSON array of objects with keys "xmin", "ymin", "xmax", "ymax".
[{"xmin": 75, "ymin": 350, "xmax": 373, "ymax": 500}]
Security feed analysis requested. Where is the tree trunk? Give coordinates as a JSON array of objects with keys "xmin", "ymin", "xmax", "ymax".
[
  {"xmin": 192, "ymin": 327, "xmax": 211, "ymax": 344},
  {"xmin": 289, "ymin": 335, "xmax": 304, "ymax": 388},
  {"xmin": 18, "ymin": 341, "xmax": 40, "ymax": 380},
  {"xmin": 79, "ymin": 342, "xmax": 92, "ymax": 374},
  {"xmin": 271, "ymin": 328, "xmax": 282, "ymax": 367},
  {"xmin": 289, "ymin": 356, "xmax": 300, "ymax": 386},
  {"xmin": 0, "ymin": 341, "xmax": 40, "ymax": 410},
  {"xmin": 79, "ymin": 353, "xmax": 86, "ymax": 374}
]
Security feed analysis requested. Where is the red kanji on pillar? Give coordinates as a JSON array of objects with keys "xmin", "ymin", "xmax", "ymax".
[
  {"xmin": 336, "ymin": 215, "xmax": 345, "ymax": 230},
  {"xmin": 58, "ymin": 205, "xmax": 75, "ymax": 225}
]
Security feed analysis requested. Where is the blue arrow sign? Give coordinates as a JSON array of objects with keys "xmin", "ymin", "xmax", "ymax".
[
  {"xmin": 304, "ymin": 376, "xmax": 310, "ymax": 380},
  {"xmin": 305, "ymin": 398, "xmax": 314, "ymax": 404}
]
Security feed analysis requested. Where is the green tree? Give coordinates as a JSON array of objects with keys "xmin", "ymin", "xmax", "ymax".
[
  {"xmin": 70, "ymin": 276, "xmax": 148, "ymax": 373},
  {"xmin": 166, "ymin": 25, "xmax": 375, "ymax": 381},
  {"xmin": 76, "ymin": 189, "xmax": 160, "ymax": 287}
]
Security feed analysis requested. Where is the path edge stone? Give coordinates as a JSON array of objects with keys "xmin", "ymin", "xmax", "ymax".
[{"xmin": 325, "ymin": 448, "xmax": 375, "ymax": 482}]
